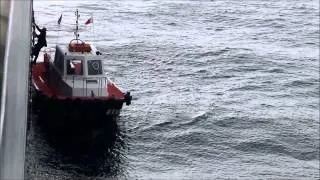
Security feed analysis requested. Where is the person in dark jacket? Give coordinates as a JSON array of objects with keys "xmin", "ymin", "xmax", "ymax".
[{"xmin": 31, "ymin": 23, "xmax": 47, "ymax": 64}]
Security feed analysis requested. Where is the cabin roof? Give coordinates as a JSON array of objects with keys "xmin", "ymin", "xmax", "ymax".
[{"xmin": 57, "ymin": 43, "xmax": 100, "ymax": 56}]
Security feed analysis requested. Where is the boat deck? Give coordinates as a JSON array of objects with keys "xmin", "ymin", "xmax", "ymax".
[{"xmin": 32, "ymin": 62, "xmax": 57, "ymax": 96}]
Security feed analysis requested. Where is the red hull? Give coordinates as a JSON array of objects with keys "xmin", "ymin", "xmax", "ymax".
[{"xmin": 32, "ymin": 62, "xmax": 131, "ymax": 104}]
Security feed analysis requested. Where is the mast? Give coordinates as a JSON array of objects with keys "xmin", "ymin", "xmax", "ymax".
[{"xmin": 74, "ymin": 9, "xmax": 80, "ymax": 40}]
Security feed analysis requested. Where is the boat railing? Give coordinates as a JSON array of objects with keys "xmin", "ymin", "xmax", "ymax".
[
  {"xmin": 43, "ymin": 47, "xmax": 55, "ymax": 55},
  {"xmin": 63, "ymin": 76, "xmax": 109, "ymax": 97},
  {"xmin": 39, "ymin": 47, "xmax": 55, "ymax": 62}
]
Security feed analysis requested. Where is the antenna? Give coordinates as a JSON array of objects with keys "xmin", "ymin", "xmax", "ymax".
[{"xmin": 74, "ymin": 9, "xmax": 80, "ymax": 40}]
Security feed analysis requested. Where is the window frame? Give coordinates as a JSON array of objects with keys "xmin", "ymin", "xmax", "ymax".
[
  {"xmin": 87, "ymin": 60, "xmax": 103, "ymax": 76},
  {"xmin": 65, "ymin": 58, "xmax": 84, "ymax": 76}
]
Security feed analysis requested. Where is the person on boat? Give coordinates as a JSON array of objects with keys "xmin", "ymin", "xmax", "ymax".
[{"xmin": 31, "ymin": 22, "xmax": 47, "ymax": 65}]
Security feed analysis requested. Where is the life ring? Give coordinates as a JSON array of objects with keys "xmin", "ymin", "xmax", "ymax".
[{"xmin": 91, "ymin": 61, "xmax": 100, "ymax": 70}]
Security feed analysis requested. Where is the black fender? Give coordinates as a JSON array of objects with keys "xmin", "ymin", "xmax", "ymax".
[{"xmin": 124, "ymin": 92, "xmax": 132, "ymax": 106}]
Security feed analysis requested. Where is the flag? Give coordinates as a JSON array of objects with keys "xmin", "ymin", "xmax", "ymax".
[
  {"xmin": 85, "ymin": 16, "xmax": 93, "ymax": 25},
  {"xmin": 57, "ymin": 14, "xmax": 62, "ymax": 24}
]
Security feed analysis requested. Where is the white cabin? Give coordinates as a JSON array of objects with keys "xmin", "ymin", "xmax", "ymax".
[{"xmin": 50, "ymin": 42, "xmax": 108, "ymax": 97}]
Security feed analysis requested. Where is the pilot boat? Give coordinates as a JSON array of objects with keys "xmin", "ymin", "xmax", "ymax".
[{"xmin": 31, "ymin": 10, "xmax": 131, "ymax": 129}]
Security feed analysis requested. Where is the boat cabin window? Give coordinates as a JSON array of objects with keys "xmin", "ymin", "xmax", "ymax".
[
  {"xmin": 87, "ymin": 60, "xmax": 103, "ymax": 75},
  {"xmin": 67, "ymin": 59, "xmax": 83, "ymax": 75}
]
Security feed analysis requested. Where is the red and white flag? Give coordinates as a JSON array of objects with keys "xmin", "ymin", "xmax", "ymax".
[{"xmin": 85, "ymin": 16, "xmax": 93, "ymax": 25}]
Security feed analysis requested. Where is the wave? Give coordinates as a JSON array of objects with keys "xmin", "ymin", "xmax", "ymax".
[
  {"xmin": 285, "ymin": 79, "xmax": 317, "ymax": 88},
  {"xmin": 180, "ymin": 47, "xmax": 233, "ymax": 59},
  {"xmin": 233, "ymin": 139, "xmax": 319, "ymax": 161},
  {"xmin": 197, "ymin": 49, "xmax": 230, "ymax": 58},
  {"xmin": 214, "ymin": 117, "xmax": 273, "ymax": 129},
  {"xmin": 202, "ymin": 74, "xmax": 236, "ymax": 80},
  {"xmin": 265, "ymin": 68, "xmax": 286, "ymax": 73},
  {"xmin": 228, "ymin": 85, "xmax": 262, "ymax": 91}
]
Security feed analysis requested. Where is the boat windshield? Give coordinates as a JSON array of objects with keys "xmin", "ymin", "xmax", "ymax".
[
  {"xmin": 87, "ymin": 60, "xmax": 103, "ymax": 75},
  {"xmin": 67, "ymin": 59, "xmax": 83, "ymax": 75}
]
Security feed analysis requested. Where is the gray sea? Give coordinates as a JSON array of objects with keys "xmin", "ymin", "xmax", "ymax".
[{"xmin": 26, "ymin": 0, "xmax": 319, "ymax": 179}]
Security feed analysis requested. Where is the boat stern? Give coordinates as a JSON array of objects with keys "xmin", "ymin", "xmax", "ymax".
[{"xmin": 106, "ymin": 80, "xmax": 131, "ymax": 105}]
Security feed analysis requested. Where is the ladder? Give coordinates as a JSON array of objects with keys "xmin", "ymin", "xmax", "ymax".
[{"xmin": 27, "ymin": 8, "xmax": 35, "ymax": 130}]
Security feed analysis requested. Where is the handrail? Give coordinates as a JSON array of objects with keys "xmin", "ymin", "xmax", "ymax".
[
  {"xmin": 64, "ymin": 76, "xmax": 108, "ymax": 97},
  {"xmin": 0, "ymin": 0, "xmax": 32, "ymax": 179}
]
